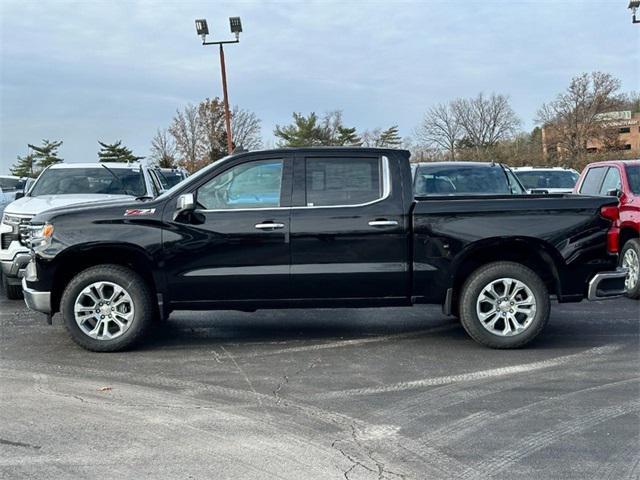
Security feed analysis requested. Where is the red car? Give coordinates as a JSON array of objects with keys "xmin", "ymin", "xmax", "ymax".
[{"xmin": 575, "ymin": 159, "xmax": 640, "ymax": 298}]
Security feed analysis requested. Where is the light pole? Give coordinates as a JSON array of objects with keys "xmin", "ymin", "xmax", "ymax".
[
  {"xmin": 630, "ymin": 1, "xmax": 640, "ymax": 23},
  {"xmin": 195, "ymin": 17, "xmax": 243, "ymax": 154}
]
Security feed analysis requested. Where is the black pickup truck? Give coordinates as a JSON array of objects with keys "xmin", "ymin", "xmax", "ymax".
[{"xmin": 21, "ymin": 148, "xmax": 626, "ymax": 351}]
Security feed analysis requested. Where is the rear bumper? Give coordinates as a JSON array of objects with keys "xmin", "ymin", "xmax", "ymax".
[
  {"xmin": 22, "ymin": 277, "xmax": 51, "ymax": 314},
  {"xmin": 587, "ymin": 268, "xmax": 628, "ymax": 301}
]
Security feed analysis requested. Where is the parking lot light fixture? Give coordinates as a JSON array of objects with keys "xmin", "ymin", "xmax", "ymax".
[
  {"xmin": 194, "ymin": 17, "xmax": 242, "ymax": 154},
  {"xmin": 195, "ymin": 19, "xmax": 209, "ymax": 41},
  {"xmin": 229, "ymin": 17, "xmax": 242, "ymax": 40},
  {"xmin": 629, "ymin": 1, "xmax": 640, "ymax": 23}
]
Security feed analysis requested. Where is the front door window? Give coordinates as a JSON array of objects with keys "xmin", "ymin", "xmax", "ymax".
[{"xmin": 197, "ymin": 160, "xmax": 284, "ymax": 210}]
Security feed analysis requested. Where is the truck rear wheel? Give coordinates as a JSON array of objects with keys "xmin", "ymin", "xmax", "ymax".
[
  {"xmin": 620, "ymin": 238, "xmax": 640, "ymax": 299},
  {"xmin": 60, "ymin": 265, "xmax": 154, "ymax": 352},
  {"xmin": 459, "ymin": 261, "xmax": 550, "ymax": 349}
]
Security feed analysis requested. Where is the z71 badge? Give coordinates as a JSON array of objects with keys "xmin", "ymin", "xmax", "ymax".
[{"xmin": 124, "ymin": 208, "xmax": 156, "ymax": 216}]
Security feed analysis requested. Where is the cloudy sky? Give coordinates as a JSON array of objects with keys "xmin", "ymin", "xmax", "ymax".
[{"xmin": 0, "ymin": 0, "xmax": 638, "ymax": 173}]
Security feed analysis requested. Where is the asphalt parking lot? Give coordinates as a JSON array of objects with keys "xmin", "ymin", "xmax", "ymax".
[{"xmin": 1, "ymin": 292, "xmax": 638, "ymax": 480}]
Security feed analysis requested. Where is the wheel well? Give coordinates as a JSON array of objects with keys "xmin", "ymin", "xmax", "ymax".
[
  {"xmin": 50, "ymin": 246, "xmax": 158, "ymax": 315},
  {"xmin": 620, "ymin": 227, "xmax": 639, "ymax": 249},
  {"xmin": 450, "ymin": 240, "xmax": 561, "ymax": 315}
]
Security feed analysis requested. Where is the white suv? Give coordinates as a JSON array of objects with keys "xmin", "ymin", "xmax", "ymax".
[
  {"xmin": 512, "ymin": 166, "xmax": 580, "ymax": 194},
  {"xmin": 0, "ymin": 162, "xmax": 161, "ymax": 299}
]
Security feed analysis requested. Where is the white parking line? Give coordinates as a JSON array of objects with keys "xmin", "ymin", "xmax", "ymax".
[{"xmin": 316, "ymin": 344, "xmax": 623, "ymax": 398}]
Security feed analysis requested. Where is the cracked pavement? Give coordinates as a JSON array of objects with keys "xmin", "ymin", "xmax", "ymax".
[{"xmin": 1, "ymin": 292, "xmax": 638, "ymax": 479}]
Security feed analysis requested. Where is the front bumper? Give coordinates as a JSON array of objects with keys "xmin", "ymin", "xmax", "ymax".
[
  {"xmin": 587, "ymin": 268, "xmax": 628, "ymax": 301},
  {"xmin": 1, "ymin": 252, "xmax": 31, "ymax": 283},
  {"xmin": 22, "ymin": 277, "xmax": 51, "ymax": 314}
]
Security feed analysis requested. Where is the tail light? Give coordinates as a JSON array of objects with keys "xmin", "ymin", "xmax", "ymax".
[{"xmin": 600, "ymin": 205, "xmax": 620, "ymax": 254}]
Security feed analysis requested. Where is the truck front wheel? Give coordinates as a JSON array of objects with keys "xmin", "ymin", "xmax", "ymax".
[
  {"xmin": 60, "ymin": 265, "xmax": 154, "ymax": 352},
  {"xmin": 2, "ymin": 273, "xmax": 23, "ymax": 300},
  {"xmin": 459, "ymin": 261, "xmax": 550, "ymax": 349}
]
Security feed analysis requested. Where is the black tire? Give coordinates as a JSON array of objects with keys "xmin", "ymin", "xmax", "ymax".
[
  {"xmin": 60, "ymin": 265, "xmax": 154, "ymax": 352},
  {"xmin": 459, "ymin": 261, "xmax": 550, "ymax": 349},
  {"xmin": 2, "ymin": 274, "xmax": 23, "ymax": 300},
  {"xmin": 620, "ymin": 238, "xmax": 640, "ymax": 299}
]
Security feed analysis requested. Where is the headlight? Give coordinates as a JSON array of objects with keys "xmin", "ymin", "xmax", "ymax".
[
  {"xmin": 29, "ymin": 223, "xmax": 54, "ymax": 251},
  {"xmin": 2, "ymin": 213, "xmax": 22, "ymax": 226}
]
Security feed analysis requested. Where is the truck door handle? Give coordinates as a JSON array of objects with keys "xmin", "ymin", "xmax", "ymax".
[
  {"xmin": 368, "ymin": 219, "xmax": 399, "ymax": 227},
  {"xmin": 255, "ymin": 222, "xmax": 285, "ymax": 230}
]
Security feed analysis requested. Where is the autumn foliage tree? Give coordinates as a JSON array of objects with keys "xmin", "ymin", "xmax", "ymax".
[
  {"xmin": 537, "ymin": 72, "xmax": 624, "ymax": 164},
  {"xmin": 166, "ymin": 98, "xmax": 262, "ymax": 172}
]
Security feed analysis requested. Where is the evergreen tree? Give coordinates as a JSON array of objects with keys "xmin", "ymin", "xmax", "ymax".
[
  {"xmin": 10, "ymin": 153, "xmax": 37, "ymax": 178},
  {"xmin": 98, "ymin": 140, "xmax": 144, "ymax": 163},
  {"xmin": 28, "ymin": 139, "xmax": 63, "ymax": 170},
  {"xmin": 274, "ymin": 112, "xmax": 326, "ymax": 147},
  {"xmin": 376, "ymin": 126, "xmax": 402, "ymax": 147},
  {"xmin": 335, "ymin": 126, "xmax": 362, "ymax": 146},
  {"xmin": 274, "ymin": 111, "xmax": 361, "ymax": 147}
]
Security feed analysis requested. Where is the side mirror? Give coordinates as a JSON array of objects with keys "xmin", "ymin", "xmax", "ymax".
[
  {"xmin": 173, "ymin": 192, "xmax": 195, "ymax": 220},
  {"xmin": 14, "ymin": 191, "xmax": 24, "ymax": 200},
  {"xmin": 607, "ymin": 188, "xmax": 622, "ymax": 198}
]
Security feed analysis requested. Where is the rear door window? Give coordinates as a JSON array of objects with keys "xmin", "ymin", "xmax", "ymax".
[
  {"xmin": 579, "ymin": 167, "xmax": 607, "ymax": 195},
  {"xmin": 304, "ymin": 157, "xmax": 382, "ymax": 207}
]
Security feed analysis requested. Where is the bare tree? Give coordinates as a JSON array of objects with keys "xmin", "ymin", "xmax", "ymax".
[
  {"xmin": 169, "ymin": 104, "xmax": 204, "ymax": 173},
  {"xmin": 360, "ymin": 128, "xmax": 381, "ymax": 148},
  {"xmin": 232, "ymin": 107, "xmax": 263, "ymax": 150},
  {"xmin": 452, "ymin": 93, "xmax": 521, "ymax": 151},
  {"xmin": 150, "ymin": 128, "xmax": 177, "ymax": 168},
  {"xmin": 414, "ymin": 103, "xmax": 462, "ymax": 160},
  {"xmin": 536, "ymin": 72, "xmax": 623, "ymax": 161}
]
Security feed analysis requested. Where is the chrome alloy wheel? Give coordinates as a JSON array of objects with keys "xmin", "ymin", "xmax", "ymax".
[
  {"xmin": 622, "ymin": 248, "xmax": 639, "ymax": 290},
  {"xmin": 74, "ymin": 281, "xmax": 135, "ymax": 340},
  {"xmin": 476, "ymin": 277, "xmax": 537, "ymax": 337}
]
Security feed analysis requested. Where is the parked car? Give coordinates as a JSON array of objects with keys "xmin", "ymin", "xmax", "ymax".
[
  {"xmin": 150, "ymin": 167, "xmax": 189, "ymax": 191},
  {"xmin": 412, "ymin": 162, "xmax": 526, "ymax": 196},
  {"xmin": 1, "ymin": 162, "xmax": 160, "ymax": 299},
  {"xmin": 0, "ymin": 175, "xmax": 31, "ymax": 202},
  {"xmin": 574, "ymin": 159, "xmax": 640, "ymax": 298},
  {"xmin": 512, "ymin": 167, "xmax": 580, "ymax": 194},
  {"xmin": 21, "ymin": 148, "xmax": 625, "ymax": 352}
]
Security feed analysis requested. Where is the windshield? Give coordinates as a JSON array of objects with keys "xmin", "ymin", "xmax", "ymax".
[
  {"xmin": 155, "ymin": 170, "xmax": 185, "ymax": 189},
  {"xmin": 414, "ymin": 165, "xmax": 515, "ymax": 196},
  {"xmin": 626, "ymin": 165, "xmax": 640, "ymax": 195},
  {"xmin": 0, "ymin": 177, "xmax": 20, "ymax": 191},
  {"xmin": 515, "ymin": 170, "xmax": 578, "ymax": 189},
  {"xmin": 29, "ymin": 167, "xmax": 146, "ymax": 197}
]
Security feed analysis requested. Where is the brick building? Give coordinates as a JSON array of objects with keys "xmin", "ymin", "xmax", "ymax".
[{"xmin": 542, "ymin": 111, "xmax": 640, "ymax": 159}]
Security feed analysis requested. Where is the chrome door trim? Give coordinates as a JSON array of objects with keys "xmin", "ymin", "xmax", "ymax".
[{"xmin": 194, "ymin": 156, "xmax": 392, "ymax": 213}]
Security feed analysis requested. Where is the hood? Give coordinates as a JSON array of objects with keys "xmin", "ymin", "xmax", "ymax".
[{"xmin": 3, "ymin": 194, "xmax": 134, "ymax": 217}]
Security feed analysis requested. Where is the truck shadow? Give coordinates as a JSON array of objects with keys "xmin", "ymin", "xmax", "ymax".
[{"xmin": 139, "ymin": 305, "xmax": 467, "ymax": 350}]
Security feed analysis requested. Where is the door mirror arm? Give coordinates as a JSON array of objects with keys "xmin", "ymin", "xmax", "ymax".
[{"xmin": 606, "ymin": 188, "xmax": 622, "ymax": 198}]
